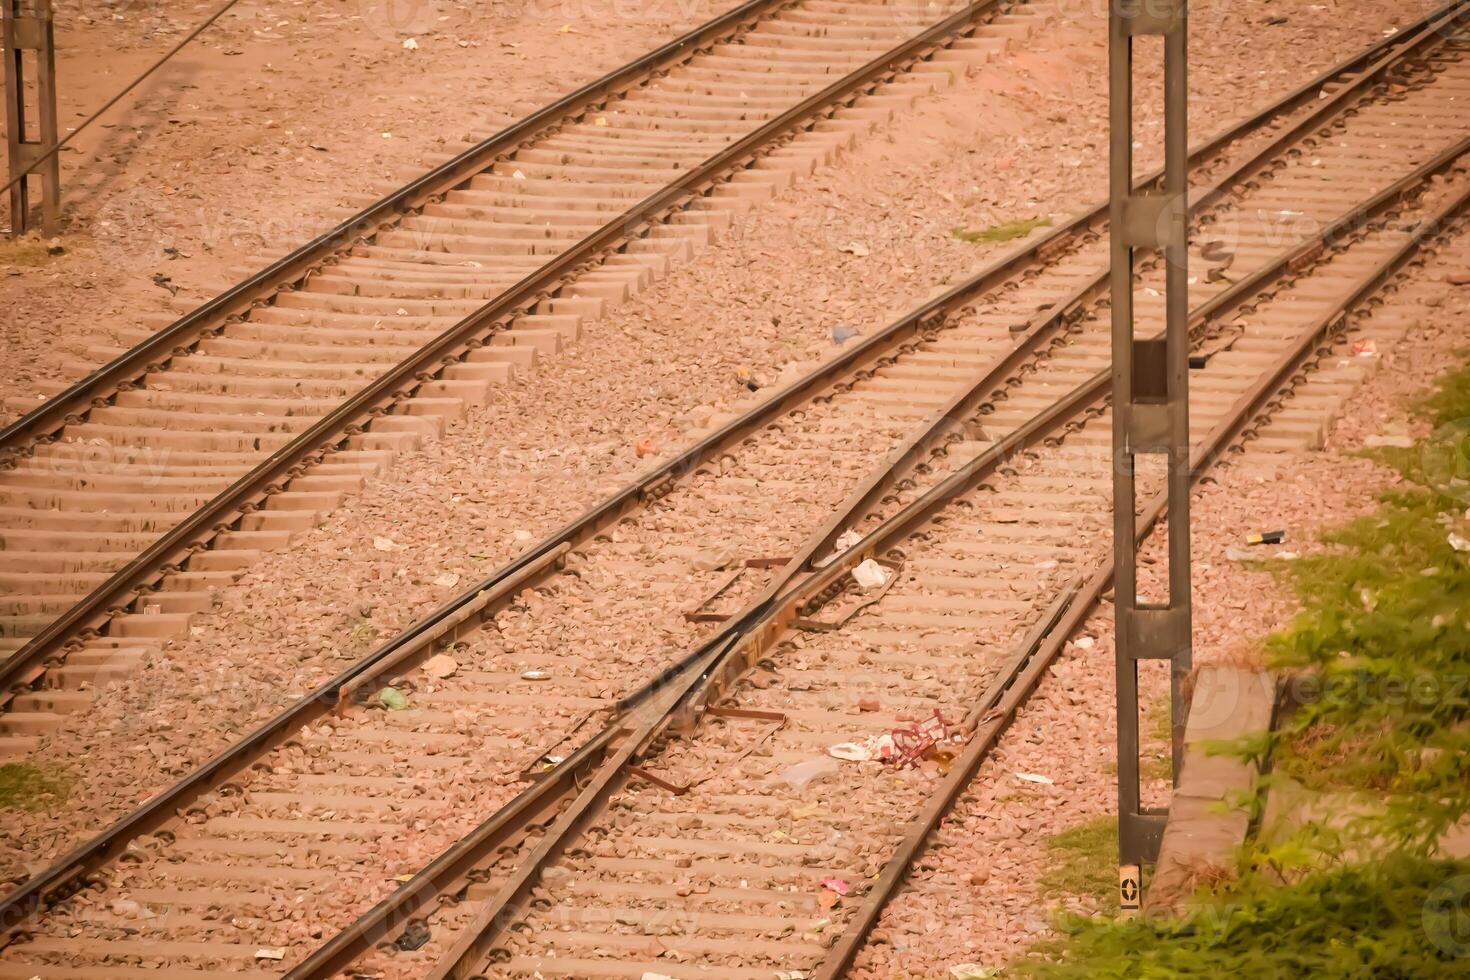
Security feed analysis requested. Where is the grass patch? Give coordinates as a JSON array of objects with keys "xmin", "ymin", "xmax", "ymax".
[
  {"xmin": 349, "ymin": 616, "xmax": 378, "ymax": 649},
  {"xmin": 952, "ymin": 217, "xmax": 1052, "ymax": 244},
  {"xmin": 1416, "ymin": 350, "xmax": 1470, "ymax": 423},
  {"xmin": 1138, "ymin": 696, "xmax": 1174, "ymax": 782},
  {"xmin": 0, "ymin": 762, "xmax": 73, "ymax": 811},
  {"xmin": 1145, "ymin": 698, "xmax": 1172, "ymax": 744},
  {"xmin": 0, "ymin": 240, "xmax": 51, "ymax": 267},
  {"xmin": 1038, "ymin": 817, "xmax": 1120, "ymax": 913},
  {"xmin": 1141, "ymin": 752, "xmax": 1173, "ymax": 782}
]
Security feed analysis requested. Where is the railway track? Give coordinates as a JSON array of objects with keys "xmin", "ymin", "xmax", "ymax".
[
  {"xmin": 0, "ymin": 0, "xmax": 1047, "ymax": 750},
  {"xmin": 384, "ymin": 91, "xmax": 1470, "ymax": 980},
  {"xmin": 838, "ymin": 203, "xmax": 1470, "ymax": 980},
  {"xmin": 0, "ymin": 4, "xmax": 1467, "ymax": 976}
]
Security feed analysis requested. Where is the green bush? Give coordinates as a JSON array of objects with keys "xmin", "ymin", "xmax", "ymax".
[{"xmin": 1018, "ymin": 857, "xmax": 1470, "ymax": 978}]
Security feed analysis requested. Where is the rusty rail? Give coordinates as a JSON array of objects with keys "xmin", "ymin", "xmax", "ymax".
[
  {"xmin": 792, "ymin": 0, "xmax": 1468, "ymax": 568},
  {"xmin": 2, "ymin": 1, "xmax": 1463, "ymax": 954},
  {"xmin": 2, "ymin": 0, "xmax": 1453, "ymax": 705},
  {"xmin": 0, "ymin": 0, "xmax": 790, "ymax": 453},
  {"xmin": 0, "ymin": 0, "xmax": 1017, "ymax": 702},
  {"xmin": 815, "ymin": 151, "xmax": 1470, "ymax": 980},
  {"xmin": 421, "ymin": 135, "xmax": 1470, "ymax": 980},
  {"xmin": 0, "ymin": 0, "xmax": 1055, "ymax": 929},
  {"xmin": 278, "ymin": 42, "xmax": 1470, "ymax": 969}
]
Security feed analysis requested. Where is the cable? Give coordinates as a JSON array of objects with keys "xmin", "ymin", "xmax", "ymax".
[{"xmin": 2, "ymin": 0, "xmax": 248, "ymax": 200}]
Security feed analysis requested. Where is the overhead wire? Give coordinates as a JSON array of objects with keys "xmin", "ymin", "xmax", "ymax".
[{"xmin": 2, "ymin": 0, "xmax": 249, "ymax": 201}]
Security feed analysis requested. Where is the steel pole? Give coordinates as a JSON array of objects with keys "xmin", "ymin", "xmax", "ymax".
[
  {"xmin": 1109, "ymin": 0, "xmax": 1191, "ymax": 888},
  {"xmin": 3, "ymin": 0, "xmax": 59, "ymax": 235}
]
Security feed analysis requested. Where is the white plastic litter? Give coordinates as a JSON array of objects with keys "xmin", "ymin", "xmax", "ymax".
[
  {"xmin": 828, "ymin": 732, "xmax": 897, "ymax": 763},
  {"xmin": 1364, "ymin": 434, "xmax": 1414, "ymax": 448},
  {"xmin": 950, "ymin": 966, "xmax": 994, "ymax": 980},
  {"xmin": 828, "ymin": 742, "xmax": 872, "ymax": 762},
  {"xmin": 815, "ymin": 528, "xmax": 865, "ymax": 567},
  {"xmin": 852, "ymin": 559, "xmax": 889, "ymax": 590}
]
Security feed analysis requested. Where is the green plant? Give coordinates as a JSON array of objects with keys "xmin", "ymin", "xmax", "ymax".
[
  {"xmin": 1016, "ymin": 856, "xmax": 1470, "ymax": 978},
  {"xmin": 349, "ymin": 616, "xmax": 378, "ymax": 648},
  {"xmin": 1038, "ymin": 817, "xmax": 1120, "ymax": 913},
  {"xmin": 0, "ymin": 762, "xmax": 73, "ymax": 811},
  {"xmin": 0, "ymin": 240, "xmax": 52, "ymax": 267},
  {"xmin": 952, "ymin": 217, "xmax": 1052, "ymax": 244},
  {"xmin": 1252, "ymin": 363, "xmax": 1470, "ymax": 848}
]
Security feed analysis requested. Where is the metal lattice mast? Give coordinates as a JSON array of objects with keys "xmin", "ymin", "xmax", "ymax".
[
  {"xmin": 1109, "ymin": 0, "xmax": 1191, "ymax": 892},
  {"xmin": 3, "ymin": 0, "xmax": 59, "ymax": 236}
]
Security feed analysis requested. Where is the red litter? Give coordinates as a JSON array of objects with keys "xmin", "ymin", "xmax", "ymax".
[{"xmin": 891, "ymin": 709, "xmax": 950, "ymax": 769}]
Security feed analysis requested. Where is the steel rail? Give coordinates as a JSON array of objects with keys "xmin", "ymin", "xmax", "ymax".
[
  {"xmin": 679, "ymin": 141, "xmax": 1455, "ymax": 713},
  {"xmin": 0, "ymin": 0, "xmax": 792, "ymax": 456},
  {"xmin": 184, "ymin": 21, "xmax": 1470, "ymax": 970},
  {"xmin": 277, "ymin": 311, "xmax": 1078, "ymax": 973},
  {"xmin": 2, "ymin": 0, "xmax": 1453, "ymax": 704},
  {"xmin": 0, "ymin": 0, "xmax": 1020, "ymax": 703},
  {"xmin": 280, "ymin": 259, "xmax": 1100, "ymax": 976},
  {"xmin": 1, "ymin": 2, "xmax": 1459, "ymax": 946},
  {"xmin": 0, "ymin": 0, "xmax": 1058, "ymax": 929},
  {"xmin": 284, "ymin": 247, "xmax": 1106, "ymax": 973},
  {"xmin": 274, "ymin": 357, "xmax": 1061, "ymax": 975},
  {"xmin": 430, "ymin": 137, "xmax": 1470, "ymax": 980},
  {"xmin": 792, "ymin": 0, "xmax": 1470, "ymax": 569},
  {"xmin": 297, "ymin": 661, "xmax": 747, "ymax": 973},
  {"xmin": 0, "ymin": 217, "xmax": 1006, "ymax": 932},
  {"xmin": 814, "ymin": 154, "xmax": 1470, "ymax": 980},
  {"xmin": 274, "ymin": 34, "xmax": 1470, "ymax": 969},
  {"xmin": 420, "ymin": 643, "xmax": 734, "ymax": 980}
]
